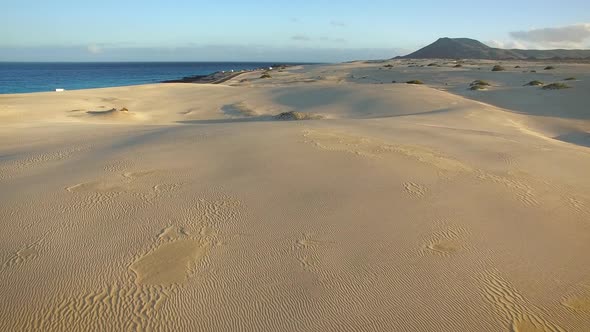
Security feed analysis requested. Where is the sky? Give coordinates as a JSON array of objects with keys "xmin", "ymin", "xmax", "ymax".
[{"xmin": 1, "ymin": 0, "xmax": 590, "ymax": 62}]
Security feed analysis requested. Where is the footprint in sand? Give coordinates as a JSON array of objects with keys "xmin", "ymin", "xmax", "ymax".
[
  {"xmin": 130, "ymin": 239, "xmax": 210, "ymax": 286},
  {"xmin": 3, "ymin": 242, "xmax": 41, "ymax": 269},
  {"xmin": 476, "ymin": 172, "xmax": 539, "ymax": 207},
  {"xmin": 561, "ymin": 284, "xmax": 590, "ymax": 313},
  {"xmin": 66, "ymin": 169, "xmax": 168, "ymax": 193},
  {"xmin": 66, "ymin": 180, "xmax": 128, "ymax": 193},
  {"xmin": 122, "ymin": 170, "xmax": 162, "ymax": 180},
  {"xmin": 194, "ymin": 194, "xmax": 243, "ymax": 228},
  {"xmin": 157, "ymin": 225, "xmax": 188, "ymax": 241},
  {"xmin": 403, "ymin": 182, "xmax": 427, "ymax": 198},
  {"xmin": 567, "ymin": 196, "xmax": 590, "ymax": 216},
  {"xmin": 426, "ymin": 240, "xmax": 460, "ymax": 254},
  {"xmin": 293, "ymin": 233, "xmax": 332, "ymax": 268},
  {"xmin": 103, "ymin": 159, "xmax": 134, "ymax": 173},
  {"xmin": 422, "ymin": 227, "xmax": 468, "ymax": 256}
]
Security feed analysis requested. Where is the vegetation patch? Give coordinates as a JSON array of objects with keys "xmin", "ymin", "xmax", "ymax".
[
  {"xmin": 383, "ymin": 64, "xmax": 393, "ymax": 68},
  {"xmin": 492, "ymin": 65, "xmax": 505, "ymax": 71},
  {"xmin": 406, "ymin": 80, "xmax": 424, "ymax": 85},
  {"xmin": 274, "ymin": 111, "xmax": 323, "ymax": 120},
  {"xmin": 470, "ymin": 85, "xmax": 486, "ymax": 91},
  {"xmin": 542, "ymin": 82, "xmax": 570, "ymax": 90},
  {"xmin": 564, "ymin": 77, "xmax": 576, "ymax": 81},
  {"xmin": 453, "ymin": 64, "xmax": 463, "ymax": 68},
  {"xmin": 470, "ymin": 80, "xmax": 491, "ymax": 86},
  {"xmin": 427, "ymin": 63, "xmax": 439, "ymax": 67},
  {"xmin": 544, "ymin": 66, "xmax": 556, "ymax": 70},
  {"xmin": 524, "ymin": 80, "xmax": 544, "ymax": 86},
  {"xmin": 260, "ymin": 72, "xmax": 272, "ymax": 79}
]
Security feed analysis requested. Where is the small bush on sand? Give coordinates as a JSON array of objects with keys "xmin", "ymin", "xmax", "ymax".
[
  {"xmin": 564, "ymin": 77, "xmax": 576, "ymax": 81},
  {"xmin": 544, "ymin": 66, "xmax": 555, "ymax": 70},
  {"xmin": 492, "ymin": 65, "xmax": 505, "ymax": 71},
  {"xmin": 514, "ymin": 65, "xmax": 521, "ymax": 68},
  {"xmin": 524, "ymin": 80, "xmax": 544, "ymax": 86},
  {"xmin": 542, "ymin": 83, "xmax": 570, "ymax": 90},
  {"xmin": 274, "ymin": 111, "xmax": 323, "ymax": 120},
  {"xmin": 383, "ymin": 64, "xmax": 393, "ymax": 68},
  {"xmin": 530, "ymin": 70, "xmax": 537, "ymax": 73},
  {"xmin": 260, "ymin": 72, "xmax": 272, "ymax": 79},
  {"xmin": 406, "ymin": 80, "xmax": 424, "ymax": 84},
  {"xmin": 427, "ymin": 63, "xmax": 439, "ymax": 67},
  {"xmin": 469, "ymin": 80, "xmax": 490, "ymax": 90},
  {"xmin": 470, "ymin": 80, "xmax": 491, "ymax": 86},
  {"xmin": 453, "ymin": 64, "xmax": 463, "ymax": 68}
]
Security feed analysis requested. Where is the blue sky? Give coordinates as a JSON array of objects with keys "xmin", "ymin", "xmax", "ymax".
[{"xmin": 1, "ymin": 0, "xmax": 590, "ymax": 62}]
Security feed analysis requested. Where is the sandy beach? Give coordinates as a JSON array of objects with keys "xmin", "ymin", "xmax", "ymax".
[{"xmin": 1, "ymin": 60, "xmax": 590, "ymax": 331}]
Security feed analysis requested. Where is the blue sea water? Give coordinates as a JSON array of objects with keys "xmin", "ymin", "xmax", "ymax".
[{"xmin": 0, "ymin": 62, "xmax": 295, "ymax": 94}]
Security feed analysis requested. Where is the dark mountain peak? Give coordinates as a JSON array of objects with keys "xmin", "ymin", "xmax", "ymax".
[
  {"xmin": 435, "ymin": 37, "xmax": 483, "ymax": 45},
  {"xmin": 402, "ymin": 37, "xmax": 503, "ymax": 59},
  {"xmin": 400, "ymin": 37, "xmax": 590, "ymax": 60}
]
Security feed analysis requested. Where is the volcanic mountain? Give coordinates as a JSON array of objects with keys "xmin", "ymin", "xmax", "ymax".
[{"xmin": 400, "ymin": 37, "xmax": 590, "ymax": 60}]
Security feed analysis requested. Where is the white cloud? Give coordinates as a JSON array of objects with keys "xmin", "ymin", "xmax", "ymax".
[
  {"xmin": 510, "ymin": 23, "xmax": 590, "ymax": 48},
  {"xmin": 486, "ymin": 39, "xmax": 526, "ymax": 49}
]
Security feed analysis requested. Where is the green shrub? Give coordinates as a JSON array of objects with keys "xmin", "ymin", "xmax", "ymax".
[
  {"xmin": 514, "ymin": 65, "xmax": 521, "ymax": 68},
  {"xmin": 492, "ymin": 65, "xmax": 505, "ymax": 71},
  {"xmin": 470, "ymin": 85, "xmax": 486, "ymax": 90},
  {"xmin": 260, "ymin": 72, "xmax": 272, "ymax": 79},
  {"xmin": 542, "ymin": 82, "xmax": 570, "ymax": 90},
  {"xmin": 406, "ymin": 80, "xmax": 424, "ymax": 84},
  {"xmin": 383, "ymin": 64, "xmax": 393, "ymax": 68},
  {"xmin": 544, "ymin": 66, "xmax": 555, "ymax": 70},
  {"xmin": 564, "ymin": 77, "xmax": 576, "ymax": 81},
  {"xmin": 524, "ymin": 80, "xmax": 544, "ymax": 86},
  {"xmin": 274, "ymin": 111, "xmax": 323, "ymax": 120},
  {"xmin": 470, "ymin": 80, "xmax": 491, "ymax": 86},
  {"xmin": 427, "ymin": 63, "xmax": 439, "ymax": 67},
  {"xmin": 453, "ymin": 64, "xmax": 463, "ymax": 68}
]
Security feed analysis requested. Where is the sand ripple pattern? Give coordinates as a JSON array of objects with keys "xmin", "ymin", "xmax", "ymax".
[
  {"xmin": 303, "ymin": 129, "xmax": 547, "ymax": 208},
  {"xmin": 0, "ymin": 145, "xmax": 90, "ymax": 180},
  {"xmin": 11, "ymin": 186, "xmax": 245, "ymax": 331},
  {"xmin": 303, "ymin": 129, "xmax": 472, "ymax": 173},
  {"xmin": 404, "ymin": 182, "xmax": 428, "ymax": 198},
  {"xmin": 30, "ymin": 285, "xmax": 174, "ymax": 331},
  {"xmin": 480, "ymin": 272, "xmax": 565, "ymax": 332}
]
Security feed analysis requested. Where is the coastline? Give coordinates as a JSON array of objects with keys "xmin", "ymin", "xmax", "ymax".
[{"xmin": 0, "ymin": 62, "xmax": 303, "ymax": 94}]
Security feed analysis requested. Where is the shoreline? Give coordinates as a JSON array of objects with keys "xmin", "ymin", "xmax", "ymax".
[{"xmin": 0, "ymin": 62, "xmax": 301, "ymax": 95}]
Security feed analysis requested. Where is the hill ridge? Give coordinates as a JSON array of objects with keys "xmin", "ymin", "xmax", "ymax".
[{"xmin": 400, "ymin": 37, "xmax": 590, "ymax": 60}]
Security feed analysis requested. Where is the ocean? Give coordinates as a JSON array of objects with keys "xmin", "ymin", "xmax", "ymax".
[{"xmin": 0, "ymin": 62, "xmax": 294, "ymax": 94}]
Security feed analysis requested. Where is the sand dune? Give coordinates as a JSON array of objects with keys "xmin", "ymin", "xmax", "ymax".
[{"xmin": 1, "ymin": 60, "xmax": 590, "ymax": 331}]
